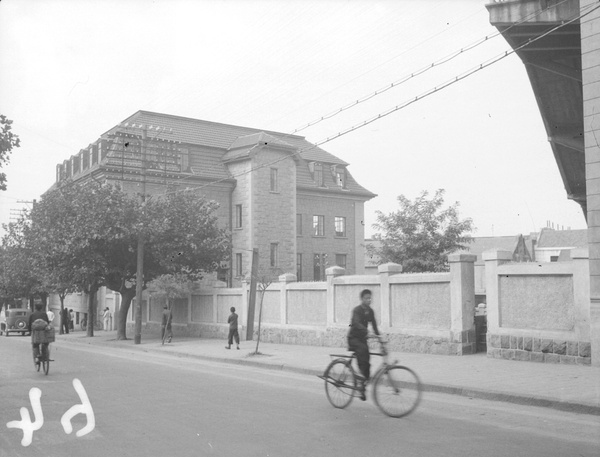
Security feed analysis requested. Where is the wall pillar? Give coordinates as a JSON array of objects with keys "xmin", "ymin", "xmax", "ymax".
[
  {"xmin": 377, "ymin": 263, "xmax": 402, "ymax": 330},
  {"xmin": 279, "ymin": 273, "xmax": 297, "ymax": 325},
  {"xmin": 483, "ymin": 249, "xmax": 513, "ymax": 353},
  {"xmin": 448, "ymin": 253, "xmax": 477, "ymax": 354},
  {"xmin": 326, "ymin": 266, "xmax": 345, "ymax": 325},
  {"xmin": 571, "ymin": 249, "xmax": 591, "ymax": 343},
  {"xmin": 241, "ymin": 277, "xmax": 250, "ymax": 341}
]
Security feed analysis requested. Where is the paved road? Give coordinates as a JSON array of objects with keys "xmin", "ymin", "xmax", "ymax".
[{"xmin": 1, "ymin": 337, "xmax": 598, "ymax": 457}]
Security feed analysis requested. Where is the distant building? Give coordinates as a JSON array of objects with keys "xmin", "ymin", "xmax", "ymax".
[
  {"xmin": 534, "ymin": 228, "xmax": 588, "ymax": 262},
  {"xmin": 52, "ymin": 110, "xmax": 376, "ymax": 285}
]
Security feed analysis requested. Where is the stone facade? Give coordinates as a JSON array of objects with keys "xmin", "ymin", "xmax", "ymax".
[
  {"xmin": 487, "ymin": 334, "xmax": 591, "ymax": 365},
  {"xmin": 52, "ymin": 111, "xmax": 375, "ymax": 286},
  {"xmin": 582, "ymin": 0, "xmax": 600, "ymax": 367}
]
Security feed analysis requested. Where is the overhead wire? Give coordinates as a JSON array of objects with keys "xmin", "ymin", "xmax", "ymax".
[
  {"xmin": 164, "ymin": 1, "xmax": 600, "ymax": 198},
  {"xmin": 164, "ymin": 0, "xmax": 583, "ymax": 190}
]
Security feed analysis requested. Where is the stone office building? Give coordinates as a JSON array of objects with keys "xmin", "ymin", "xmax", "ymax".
[{"xmin": 53, "ymin": 110, "xmax": 376, "ymax": 284}]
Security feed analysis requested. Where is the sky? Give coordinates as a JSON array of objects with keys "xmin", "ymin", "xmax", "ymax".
[{"xmin": 0, "ymin": 0, "xmax": 588, "ymax": 239}]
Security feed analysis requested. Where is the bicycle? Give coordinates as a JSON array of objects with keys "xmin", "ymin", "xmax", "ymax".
[
  {"xmin": 80, "ymin": 317, "xmax": 103, "ymax": 331},
  {"xmin": 318, "ymin": 336, "xmax": 422, "ymax": 418},
  {"xmin": 33, "ymin": 343, "xmax": 51, "ymax": 375}
]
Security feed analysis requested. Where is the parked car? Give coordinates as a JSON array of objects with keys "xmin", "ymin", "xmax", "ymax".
[{"xmin": 4, "ymin": 308, "xmax": 32, "ymax": 336}]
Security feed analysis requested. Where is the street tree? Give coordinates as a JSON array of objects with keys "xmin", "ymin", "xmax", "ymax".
[
  {"xmin": 252, "ymin": 266, "xmax": 282, "ymax": 355},
  {"xmin": 0, "ymin": 114, "xmax": 21, "ymax": 191},
  {"xmin": 109, "ymin": 190, "xmax": 230, "ymax": 340},
  {"xmin": 147, "ymin": 273, "xmax": 194, "ymax": 342},
  {"xmin": 1, "ymin": 216, "xmax": 48, "ymax": 308},
  {"xmin": 28, "ymin": 180, "xmax": 141, "ymax": 337},
  {"xmin": 369, "ymin": 189, "xmax": 474, "ymax": 272}
]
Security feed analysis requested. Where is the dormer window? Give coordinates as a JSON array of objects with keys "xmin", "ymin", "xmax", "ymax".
[
  {"xmin": 313, "ymin": 163, "xmax": 324, "ymax": 187},
  {"xmin": 335, "ymin": 169, "xmax": 346, "ymax": 188}
]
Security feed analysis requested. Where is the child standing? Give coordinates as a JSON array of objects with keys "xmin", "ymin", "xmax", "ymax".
[{"xmin": 226, "ymin": 307, "xmax": 240, "ymax": 350}]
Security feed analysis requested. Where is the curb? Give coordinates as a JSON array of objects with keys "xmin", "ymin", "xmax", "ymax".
[{"xmin": 55, "ymin": 336, "xmax": 600, "ymax": 416}]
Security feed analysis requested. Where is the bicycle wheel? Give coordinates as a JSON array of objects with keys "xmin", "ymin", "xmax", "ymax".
[
  {"xmin": 95, "ymin": 321, "xmax": 103, "ymax": 330},
  {"xmin": 80, "ymin": 320, "xmax": 87, "ymax": 331},
  {"xmin": 373, "ymin": 365, "xmax": 422, "ymax": 418},
  {"xmin": 42, "ymin": 346, "xmax": 50, "ymax": 375},
  {"xmin": 324, "ymin": 359, "xmax": 356, "ymax": 409}
]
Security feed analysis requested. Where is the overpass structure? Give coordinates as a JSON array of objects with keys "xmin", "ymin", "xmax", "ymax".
[{"xmin": 486, "ymin": 0, "xmax": 600, "ymax": 366}]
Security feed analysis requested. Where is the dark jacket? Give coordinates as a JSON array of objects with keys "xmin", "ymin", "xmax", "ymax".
[
  {"xmin": 28, "ymin": 311, "xmax": 49, "ymax": 332},
  {"xmin": 228, "ymin": 312, "xmax": 238, "ymax": 330},
  {"xmin": 348, "ymin": 304, "xmax": 379, "ymax": 340}
]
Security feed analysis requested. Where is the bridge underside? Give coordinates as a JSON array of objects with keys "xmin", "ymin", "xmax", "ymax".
[{"xmin": 488, "ymin": 0, "xmax": 586, "ymax": 215}]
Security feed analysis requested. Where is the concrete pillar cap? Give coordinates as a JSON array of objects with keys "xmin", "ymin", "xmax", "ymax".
[
  {"xmin": 377, "ymin": 262, "xmax": 403, "ymax": 274},
  {"xmin": 326, "ymin": 266, "xmax": 346, "ymax": 276},
  {"xmin": 448, "ymin": 253, "xmax": 477, "ymax": 263},
  {"xmin": 278, "ymin": 273, "xmax": 297, "ymax": 283}
]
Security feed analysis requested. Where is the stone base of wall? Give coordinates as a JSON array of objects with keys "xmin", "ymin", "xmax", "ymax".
[
  {"xmin": 127, "ymin": 322, "xmax": 476, "ymax": 356},
  {"xmin": 487, "ymin": 334, "xmax": 591, "ymax": 365},
  {"xmin": 127, "ymin": 322, "xmax": 231, "ymax": 340}
]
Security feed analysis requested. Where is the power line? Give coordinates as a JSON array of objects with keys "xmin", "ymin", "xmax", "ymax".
[
  {"xmin": 165, "ymin": 0, "xmax": 580, "ymax": 191},
  {"xmin": 166, "ymin": 2, "xmax": 600, "ymax": 198}
]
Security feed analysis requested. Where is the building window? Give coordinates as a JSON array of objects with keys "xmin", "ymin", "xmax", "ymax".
[
  {"xmin": 313, "ymin": 215, "xmax": 325, "ymax": 236},
  {"xmin": 270, "ymin": 168, "xmax": 278, "ymax": 192},
  {"xmin": 550, "ymin": 256, "xmax": 559, "ymax": 262},
  {"xmin": 236, "ymin": 253, "xmax": 243, "ymax": 277},
  {"xmin": 334, "ymin": 216, "xmax": 346, "ymax": 237},
  {"xmin": 313, "ymin": 253, "xmax": 327, "ymax": 281},
  {"xmin": 335, "ymin": 254, "xmax": 347, "ymax": 269},
  {"xmin": 296, "ymin": 253, "xmax": 303, "ymax": 281},
  {"xmin": 335, "ymin": 170, "xmax": 346, "ymax": 188},
  {"xmin": 314, "ymin": 163, "xmax": 324, "ymax": 186},
  {"xmin": 235, "ymin": 204, "xmax": 242, "ymax": 228},
  {"xmin": 270, "ymin": 243, "xmax": 279, "ymax": 267},
  {"xmin": 296, "ymin": 214, "xmax": 302, "ymax": 236}
]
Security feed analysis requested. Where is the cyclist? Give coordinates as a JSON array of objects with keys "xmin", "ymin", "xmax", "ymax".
[
  {"xmin": 348, "ymin": 289, "xmax": 380, "ymax": 401},
  {"xmin": 28, "ymin": 303, "xmax": 50, "ymax": 363}
]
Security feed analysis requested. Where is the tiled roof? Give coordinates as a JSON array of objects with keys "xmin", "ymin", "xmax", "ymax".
[
  {"xmin": 228, "ymin": 132, "xmax": 293, "ymax": 150},
  {"xmin": 111, "ymin": 111, "xmax": 349, "ymax": 166},
  {"xmin": 536, "ymin": 228, "xmax": 588, "ymax": 248}
]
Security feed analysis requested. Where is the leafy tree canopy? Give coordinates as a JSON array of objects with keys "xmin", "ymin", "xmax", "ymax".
[
  {"xmin": 369, "ymin": 189, "xmax": 474, "ymax": 273},
  {"xmin": 0, "ymin": 115, "xmax": 21, "ymax": 191}
]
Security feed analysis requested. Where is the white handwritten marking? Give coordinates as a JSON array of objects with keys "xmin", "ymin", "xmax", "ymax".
[
  {"xmin": 61, "ymin": 378, "xmax": 95, "ymax": 437},
  {"xmin": 6, "ymin": 387, "xmax": 44, "ymax": 447}
]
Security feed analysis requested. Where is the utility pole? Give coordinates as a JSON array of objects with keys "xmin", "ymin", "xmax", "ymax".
[
  {"xmin": 246, "ymin": 248, "xmax": 259, "ymax": 340},
  {"xmin": 134, "ymin": 127, "xmax": 147, "ymax": 345}
]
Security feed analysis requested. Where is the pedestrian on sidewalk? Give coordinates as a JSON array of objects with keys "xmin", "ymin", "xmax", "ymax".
[
  {"xmin": 103, "ymin": 307, "xmax": 111, "ymax": 331},
  {"xmin": 61, "ymin": 307, "xmax": 70, "ymax": 334},
  {"xmin": 69, "ymin": 309, "xmax": 75, "ymax": 331},
  {"xmin": 161, "ymin": 305, "xmax": 172, "ymax": 343},
  {"xmin": 348, "ymin": 289, "xmax": 380, "ymax": 401},
  {"xmin": 226, "ymin": 307, "xmax": 240, "ymax": 350},
  {"xmin": 47, "ymin": 308, "xmax": 55, "ymax": 324}
]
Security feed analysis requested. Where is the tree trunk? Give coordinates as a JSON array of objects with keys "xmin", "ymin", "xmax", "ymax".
[
  {"xmin": 59, "ymin": 297, "xmax": 65, "ymax": 335},
  {"xmin": 116, "ymin": 288, "xmax": 136, "ymax": 340},
  {"xmin": 86, "ymin": 285, "xmax": 98, "ymax": 337},
  {"xmin": 255, "ymin": 290, "xmax": 266, "ymax": 355}
]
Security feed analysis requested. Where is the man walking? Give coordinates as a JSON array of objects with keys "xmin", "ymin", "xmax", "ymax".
[
  {"xmin": 69, "ymin": 309, "xmax": 75, "ymax": 331},
  {"xmin": 61, "ymin": 307, "xmax": 70, "ymax": 334},
  {"xmin": 161, "ymin": 305, "xmax": 172, "ymax": 343},
  {"xmin": 347, "ymin": 289, "xmax": 380, "ymax": 401},
  {"xmin": 102, "ymin": 307, "xmax": 111, "ymax": 331},
  {"xmin": 225, "ymin": 307, "xmax": 240, "ymax": 350}
]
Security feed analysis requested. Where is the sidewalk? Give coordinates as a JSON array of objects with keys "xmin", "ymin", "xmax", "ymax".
[{"xmin": 56, "ymin": 330, "xmax": 600, "ymax": 415}]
